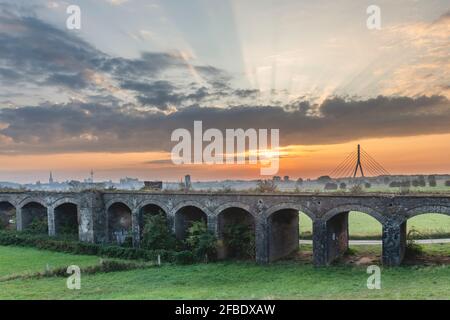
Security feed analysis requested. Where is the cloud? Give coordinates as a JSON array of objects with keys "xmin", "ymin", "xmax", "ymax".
[
  {"xmin": 378, "ymin": 11, "xmax": 450, "ymax": 98},
  {"xmin": 0, "ymin": 95, "xmax": 449, "ymax": 155}
]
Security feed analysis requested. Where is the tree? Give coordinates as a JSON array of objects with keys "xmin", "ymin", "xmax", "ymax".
[
  {"xmin": 223, "ymin": 223, "xmax": 255, "ymax": 259},
  {"xmin": 141, "ymin": 213, "xmax": 175, "ymax": 250},
  {"xmin": 186, "ymin": 221, "xmax": 217, "ymax": 261}
]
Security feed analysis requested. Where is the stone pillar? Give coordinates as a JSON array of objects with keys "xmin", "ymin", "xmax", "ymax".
[
  {"xmin": 207, "ymin": 215, "xmax": 218, "ymax": 236},
  {"xmin": 16, "ymin": 207, "xmax": 23, "ymax": 231},
  {"xmin": 131, "ymin": 209, "xmax": 140, "ymax": 248},
  {"xmin": 255, "ymin": 217, "xmax": 269, "ymax": 264},
  {"xmin": 268, "ymin": 211, "xmax": 299, "ymax": 262},
  {"xmin": 382, "ymin": 219, "xmax": 407, "ymax": 266},
  {"xmin": 313, "ymin": 213, "xmax": 349, "ymax": 266},
  {"xmin": 79, "ymin": 192, "xmax": 104, "ymax": 243},
  {"xmin": 326, "ymin": 212, "xmax": 349, "ymax": 262},
  {"xmin": 47, "ymin": 207, "xmax": 56, "ymax": 236},
  {"xmin": 313, "ymin": 219, "xmax": 328, "ymax": 266}
]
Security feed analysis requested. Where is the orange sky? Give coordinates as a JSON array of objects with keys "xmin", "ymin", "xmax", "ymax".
[{"xmin": 2, "ymin": 133, "xmax": 449, "ymax": 183}]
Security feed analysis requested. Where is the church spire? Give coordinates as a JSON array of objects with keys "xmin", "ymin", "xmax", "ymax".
[{"xmin": 49, "ymin": 171, "xmax": 54, "ymax": 184}]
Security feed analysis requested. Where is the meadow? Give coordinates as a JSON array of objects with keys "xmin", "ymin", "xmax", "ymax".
[
  {"xmin": 1, "ymin": 211, "xmax": 449, "ymax": 300},
  {"xmin": 0, "ymin": 244, "xmax": 449, "ymax": 300}
]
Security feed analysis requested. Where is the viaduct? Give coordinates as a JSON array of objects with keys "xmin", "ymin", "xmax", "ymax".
[{"xmin": 0, "ymin": 191, "xmax": 449, "ymax": 266}]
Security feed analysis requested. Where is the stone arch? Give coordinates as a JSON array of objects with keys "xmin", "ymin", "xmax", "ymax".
[
  {"xmin": 0, "ymin": 200, "xmax": 16, "ymax": 231},
  {"xmin": 105, "ymin": 197, "xmax": 135, "ymax": 213},
  {"xmin": 107, "ymin": 202, "xmax": 132, "ymax": 245},
  {"xmin": 322, "ymin": 204, "xmax": 384, "ymax": 265},
  {"xmin": 53, "ymin": 199, "xmax": 80, "ymax": 237},
  {"xmin": 265, "ymin": 202, "xmax": 315, "ymax": 221},
  {"xmin": 213, "ymin": 202, "xmax": 252, "ymax": 217},
  {"xmin": 216, "ymin": 205, "xmax": 256, "ymax": 260},
  {"xmin": 174, "ymin": 203, "xmax": 208, "ymax": 240},
  {"xmin": 136, "ymin": 199, "xmax": 170, "ymax": 216},
  {"xmin": 137, "ymin": 201, "xmax": 171, "ymax": 241},
  {"xmin": 322, "ymin": 204, "xmax": 385, "ymax": 224},
  {"xmin": 18, "ymin": 197, "xmax": 47, "ymax": 209},
  {"xmin": 404, "ymin": 205, "xmax": 450, "ymax": 222},
  {"xmin": 20, "ymin": 199, "xmax": 48, "ymax": 233},
  {"xmin": 170, "ymin": 200, "xmax": 213, "ymax": 217},
  {"xmin": 265, "ymin": 203, "xmax": 314, "ymax": 262}
]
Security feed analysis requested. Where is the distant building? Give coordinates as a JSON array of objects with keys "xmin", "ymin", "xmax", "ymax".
[
  {"xmin": 144, "ymin": 181, "xmax": 163, "ymax": 190},
  {"xmin": 184, "ymin": 175, "xmax": 192, "ymax": 189},
  {"xmin": 49, "ymin": 171, "xmax": 54, "ymax": 184}
]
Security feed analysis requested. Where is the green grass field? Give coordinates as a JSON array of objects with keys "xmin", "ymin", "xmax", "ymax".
[
  {"xmin": 0, "ymin": 244, "xmax": 449, "ymax": 299},
  {"xmin": 0, "ymin": 246, "xmax": 103, "ymax": 280},
  {"xmin": 299, "ymin": 212, "xmax": 450, "ymax": 239}
]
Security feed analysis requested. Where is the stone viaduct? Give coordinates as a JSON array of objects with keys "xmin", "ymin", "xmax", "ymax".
[{"xmin": 0, "ymin": 191, "xmax": 449, "ymax": 266}]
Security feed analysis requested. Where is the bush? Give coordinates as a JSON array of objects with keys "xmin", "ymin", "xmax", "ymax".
[
  {"xmin": 24, "ymin": 217, "xmax": 48, "ymax": 234},
  {"xmin": 324, "ymin": 183, "xmax": 338, "ymax": 190},
  {"xmin": 349, "ymin": 184, "xmax": 364, "ymax": 194},
  {"xmin": 223, "ymin": 223, "xmax": 255, "ymax": 259},
  {"xmin": 174, "ymin": 251, "xmax": 195, "ymax": 265},
  {"xmin": 186, "ymin": 221, "xmax": 217, "ymax": 262},
  {"xmin": 405, "ymin": 229, "xmax": 424, "ymax": 259},
  {"xmin": 0, "ymin": 230, "xmax": 176, "ymax": 263},
  {"xmin": 256, "ymin": 180, "xmax": 278, "ymax": 193},
  {"xmin": 141, "ymin": 213, "xmax": 176, "ymax": 250}
]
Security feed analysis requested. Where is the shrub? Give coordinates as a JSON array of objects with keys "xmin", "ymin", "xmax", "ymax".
[
  {"xmin": 186, "ymin": 221, "xmax": 217, "ymax": 262},
  {"xmin": 446, "ymin": 180, "xmax": 450, "ymax": 187},
  {"xmin": 405, "ymin": 229, "xmax": 424, "ymax": 258},
  {"xmin": 324, "ymin": 183, "xmax": 338, "ymax": 190},
  {"xmin": 24, "ymin": 217, "xmax": 48, "ymax": 234},
  {"xmin": 349, "ymin": 184, "xmax": 364, "ymax": 194},
  {"xmin": 256, "ymin": 180, "xmax": 278, "ymax": 193},
  {"xmin": 141, "ymin": 213, "xmax": 176, "ymax": 250},
  {"xmin": 174, "ymin": 250, "xmax": 195, "ymax": 265},
  {"xmin": 223, "ymin": 223, "xmax": 255, "ymax": 259}
]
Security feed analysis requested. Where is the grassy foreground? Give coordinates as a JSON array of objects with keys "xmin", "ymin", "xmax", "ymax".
[
  {"xmin": 0, "ymin": 245, "xmax": 449, "ymax": 300},
  {"xmin": 0, "ymin": 246, "xmax": 102, "ymax": 278}
]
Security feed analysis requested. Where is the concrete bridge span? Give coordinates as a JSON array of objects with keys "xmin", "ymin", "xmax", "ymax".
[{"xmin": 0, "ymin": 191, "xmax": 449, "ymax": 266}]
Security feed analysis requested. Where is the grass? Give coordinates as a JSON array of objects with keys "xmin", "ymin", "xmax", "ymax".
[
  {"xmin": 0, "ymin": 244, "xmax": 449, "ymax": 299},
  {"xmin": 0, "ymin": 246, "xmax": 103, "ymax": 279},
  {"xmin": 1, "ymin": 258, "xmax": 449, "ymax": 300},
  {"xmin": 299, "ymin": 212, "xmax": 450, "ymax": 239}
]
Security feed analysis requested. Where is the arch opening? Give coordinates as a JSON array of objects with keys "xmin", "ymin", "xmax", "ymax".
[
  {"xmin": 405, "ymin": 212, "xmax": 450, "ymax": 264},
  {"xmin": 108, "ymin": 203, "xmax": 132, "ymax": 245},
  {"xmin": 0, "ymin": 202, "xmax": 16, "ymax": 231},
  {"xmin": 217, "ymin": 207, "xmax": 255, "ymax": 260},
  {"xmin": 267, "ymin": 209, "xmax": 314, "ymax": 262},
  {"xmin": 325, "ymin": 211, "xmax": 382, "ymax": 264},
  {"xmin": 21, "ymin": 202, "xmax": 48, "ymax": 234},
  {"xmin": 54, "ymin": 203, "xmax": 79, "ymax": 239},
  {"xmin": 175, "ymin": 206, "xmax": 207, "ymax": 240},
  {"xmin": 139, "ymin": 204, "xmax": 169, "ymax": 240}
]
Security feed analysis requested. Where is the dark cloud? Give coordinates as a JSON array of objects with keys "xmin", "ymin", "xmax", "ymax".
[
  {"xmin": 0, "ymin": 95, "xmax": 449, "ymax": 155},
  {"xmin": 44, "ymin": 73, "xmax": 89, "ymax": 89},
  {"xmin": 0, "ymin": 9, "xmax": 228, "ymax": 101}
]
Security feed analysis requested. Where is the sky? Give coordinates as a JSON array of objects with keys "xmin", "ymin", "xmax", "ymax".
[{"xmin": 0, "ymin": 0, "xmax": 449, "ymax": 183}]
